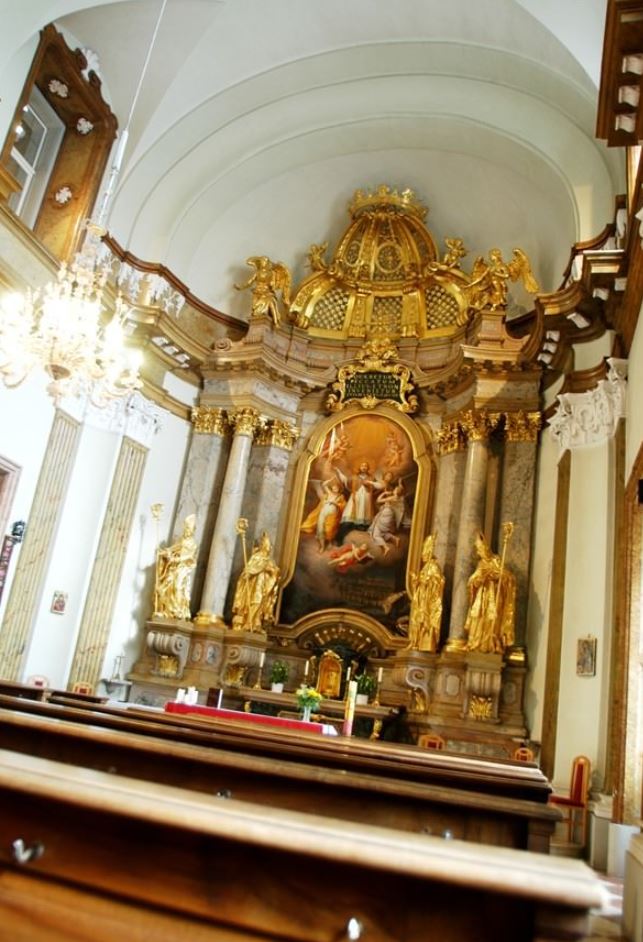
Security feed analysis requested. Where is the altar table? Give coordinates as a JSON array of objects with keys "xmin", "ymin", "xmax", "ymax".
[{"xmin": 165, "ymin": 700, "xmax": 338, "ymax": 735}]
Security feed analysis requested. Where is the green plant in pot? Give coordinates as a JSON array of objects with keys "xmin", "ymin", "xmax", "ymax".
[
  {"xmin": 355, "ymin": 673, "xmax": 376, "ymax": 704},
  {"xmin": 269, "ymin": 660, "xmax": 289, "ymax": 692}
]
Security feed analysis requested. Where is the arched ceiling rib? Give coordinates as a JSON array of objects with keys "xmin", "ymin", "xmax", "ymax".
[{"xmin": 0, "ymin": 0, "xmax": 621, "ymax": 320}]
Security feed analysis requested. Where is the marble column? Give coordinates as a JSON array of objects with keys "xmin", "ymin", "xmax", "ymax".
[
  {"xmin": 173, "ymin": 406, "xmax": 231, "ymax": 608},
  {"xmin": 0, "ymin": 410, "xmax": 80, "ymax": 680},
  {"xmin": 446, "ymin": 410, "xmax": 496, "ymax": 647},
  {"xmin": 432, "ymin": 419, "xmax": 467, "ymax": 634},
  {"xmin": 197, "ymin": 408, "xmax": 261, "ymax": 625},
  {"xmin": 499, "ymin": 412, "xmax": 541, "ymax": 653},
  {"xmin": 244, "ymin": 420, "xmax": 299, "ymax": 545},
  {"xmin": 67, "ymin": 437, "xmax": 149, "ymax": 691}
]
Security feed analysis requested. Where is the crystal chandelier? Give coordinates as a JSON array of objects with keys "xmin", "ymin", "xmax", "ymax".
[
  {"xmin": 0, "ymin": 0, "xmax": 168, "ymax": 408},
  {"xmin": 0, "ymin": 224, "xmax": 142, "ymax": 406}
]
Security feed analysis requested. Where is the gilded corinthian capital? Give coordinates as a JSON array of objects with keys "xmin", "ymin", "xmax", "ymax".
[
  {"xmin": 504, "ymin": 411, "xmax": 541, "ymax": 443},
  {"xmin": 459, "ymin": 409, "xmax": 498, "ymax": 443},
  {"xmin": 255, "ymin": 419, "xmax": 300, "ymax": 451},
  {"xmin": 191, "ymin": 406, "xmax": 229, "ymax": 436},
  {"xmin": 436, "ymin": 420, "xmax": 465, "ymax": 455},
  {"xmin": 230, "ymin": 408, "xmax": 261, "ymax": 437}
]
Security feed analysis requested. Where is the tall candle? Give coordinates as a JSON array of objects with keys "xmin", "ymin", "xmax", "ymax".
[
  {"xmin": 342, "ymin": 680, "xmax": 358, "ymax": 737},
  {"xmin": 377, "ymin": 667, "xmax": 383, "ymax": 683},
  {"xmin": 304, "ymin": 659, "xmax": 309, "ymax": 678},
  {"xmin": 259, "ymin": 651, "xmax": 265, "ymax": 668},
  {"xmin": 346, "ymin": 666, "xmax": 351, "ymax": 683}
]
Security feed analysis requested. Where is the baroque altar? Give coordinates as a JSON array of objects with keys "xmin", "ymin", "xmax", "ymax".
[{"xmin": 130, "ymin": 183, "xmax": 550, "ymax": 758}]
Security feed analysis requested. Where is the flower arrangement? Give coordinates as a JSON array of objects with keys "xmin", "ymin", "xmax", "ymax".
[
  {"xmin": 269, "ymin": 660, "xmax": 289, "ymax": 684},
  {"xmin": 355, "ymin": 673, "xmax": 376, "ymax": 696},
  {"xmin": 295, "ymin": 684, "xmax": 323, "ymax": 712}
]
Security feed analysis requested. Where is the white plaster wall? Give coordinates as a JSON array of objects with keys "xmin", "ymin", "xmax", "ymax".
[
  {"xmin": 627, "ymin": 302, "xmax": 643, "ymax": 480},
  {"xmin": 103, "ymin": 408, "xmax": 191, "ymax": 680},
  {"xmin": 22, "ymin": 421, "xmax": 120, "ymax": 687},
  {"xmin": 0, "ymin": 372, "xmax": 55, "ymax": 625},
  {"xmin": 524, "ymin": 428, "xmax": 559, "ymax": 741},
  {"xmin": 554, "ymin": 443, "xmax": 613, "ymax": 791}
]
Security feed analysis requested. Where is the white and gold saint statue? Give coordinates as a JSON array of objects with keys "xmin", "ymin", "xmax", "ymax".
[
  {"xmin": 407, "ymin": 534, "xmax": 444, "ymax": 652},
  {"xmin": 154, "ymin": 514, "xmax": 198, "ymax": 621},
  {"xmin": 232, "ymin": 530, "xmax": 280, "ymax": 632},
  {"xmin": 463, "ymin": 526, "xmax": 516, "ymax": 654}
]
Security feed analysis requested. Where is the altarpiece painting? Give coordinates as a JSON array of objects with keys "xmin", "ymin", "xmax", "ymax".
[{"xmin": 280, "ymin": 413, "xmax": 421, "ymax": 630}]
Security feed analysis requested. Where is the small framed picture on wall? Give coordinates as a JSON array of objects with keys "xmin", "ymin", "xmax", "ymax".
[
  {"xmin": 576, "ymin": 636, "xmax": 597, "ymax": 677},
  {"xmin": 50, "ymin": 591, "xmax": 67, "ymax": 615}
]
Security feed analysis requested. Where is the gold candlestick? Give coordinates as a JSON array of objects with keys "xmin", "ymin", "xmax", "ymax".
[
  {"xmin": 373, "ymin": 667, "xmax": 384, "ymax": 707},
  {"xmin": 253, "ymin": 651, "xmax": 266, "ymax": 690}
]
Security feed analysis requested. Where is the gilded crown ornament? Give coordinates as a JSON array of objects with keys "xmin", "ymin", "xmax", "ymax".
[
  {"xmin": 349, "ymin": 184, "xmax": 428, "ymax": 221},
  {"xmin": 286, "ymin": 184, "xmax": 540, "ymax": 341}
]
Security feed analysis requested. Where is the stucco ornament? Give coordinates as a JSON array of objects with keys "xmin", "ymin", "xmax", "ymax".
[{"xmin": 548, "ymin": 358, "xmax": 628, "ymax": 452}]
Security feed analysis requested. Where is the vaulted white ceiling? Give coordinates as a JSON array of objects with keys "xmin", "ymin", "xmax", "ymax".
[{"xmin": 0, "ymin": 0, "xmax": 623, "ymax": 320}]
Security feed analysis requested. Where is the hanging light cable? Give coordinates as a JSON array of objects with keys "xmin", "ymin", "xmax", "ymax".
[{"xmin": 0, "ymin": 0, "xmax": 168, "ymax": 407}]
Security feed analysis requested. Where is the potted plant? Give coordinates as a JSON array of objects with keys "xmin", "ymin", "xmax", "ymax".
[
  {"xmin": 269, "ymin": 660, "xmax": 289, "ymax": 692},
  {"xmin": 355, "ymin": 673, "xmax": 376, "ymax": 705}
]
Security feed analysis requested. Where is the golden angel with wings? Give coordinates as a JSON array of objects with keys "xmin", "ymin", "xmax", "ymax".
[
  {"xmin": 235, "ymin": 255, "xmax": 292, "ymax": 327},
  {"xmin": 467, "ymin": 247, "xmax": 539, "ymax": 311}
]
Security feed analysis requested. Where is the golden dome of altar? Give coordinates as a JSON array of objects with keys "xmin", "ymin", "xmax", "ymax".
[
  {"xmin": 335, "ymin": 185, "xmax": 437, "ymax": 283},
  {"xmin": 290, "ymin": 185, "xmax": 471, "ymax": 340}
]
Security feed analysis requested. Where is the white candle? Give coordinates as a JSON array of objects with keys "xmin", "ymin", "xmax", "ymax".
[
  {"xmin": 304, "ymin": 659, "xmax": 309, "ymax": 678},
  {"xmin": 217, "ymin": 689, "xmax": 223, "ymax": 709},
  {"xmin": 259, "ymin": 651, "xmax": 265, "ymax": 668},
  {"xmin": 346, "ymin": 666, "xmax": 351, "ymax": 683},
  {"xmin": 377, "ymin": 667, "xmax": 383, "ymax": 683}
]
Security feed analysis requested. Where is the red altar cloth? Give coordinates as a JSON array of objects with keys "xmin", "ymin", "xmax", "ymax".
[{"xmin": 165, "ymin": 701, "xmax": 327, "ymax": 734}]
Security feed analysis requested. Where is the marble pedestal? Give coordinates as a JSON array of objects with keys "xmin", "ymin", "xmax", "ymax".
[
  {"xmin": 463, "ymin": 651, "xmax": 504, "ymax": 723},
  {"xmin": 425, "ymin": 648, "xmax": 528, "ymax": 756},
  {"xmin": 129, "ymin": 619, "xmax": 227, "ymax": 705},
  {"xmin": 133, "ymin": 617, "xmax": 194, "ymax": 683},
  {"xmin": 429, "ymin": 650, "xmax": 467, "ymax": 720},
  {"xmin": 390, "ymin": 649, "xmax": 438, "ymax": 715},
  {"xmin": 222, "ymin": 629, "xmax": 268, "ymax": 688}
]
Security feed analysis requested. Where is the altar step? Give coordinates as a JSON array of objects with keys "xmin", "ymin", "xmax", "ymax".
[{"xmin": 550, "ymin": 838, "xmax": 585, "ymax": 858}]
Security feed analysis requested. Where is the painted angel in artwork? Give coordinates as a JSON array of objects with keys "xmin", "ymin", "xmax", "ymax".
[
  {"xmin": 467, "ymin": 247, "xmax": 539, "ymax": 311},
  {"xmin": 327, "ymin": 541, "xmax": 374, "ymax": 573},
  {"xmin": 235, "ymin": 255, "xmax": 292, "ymax": 327}
]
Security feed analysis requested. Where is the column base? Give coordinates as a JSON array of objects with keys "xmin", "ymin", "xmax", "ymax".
[
  {"xmin": 443, "ymin": 636, "xmax": 468, "ymax": 654},
  {"xmin": 193, "ymin": 611, "xmax": 228, "ymax": 629}
]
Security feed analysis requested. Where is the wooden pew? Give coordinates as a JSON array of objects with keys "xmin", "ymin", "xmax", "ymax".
[
  {"xmin": 0, "ymin": 704, "xmax": 559, "ymax": 852},
  {"xmin": 0, "ymin": 748, "xmax": 604, "ymax": 942},
  {"xmin": 0, "ymin": 693, "xmax": 552, "ymax": 804}
]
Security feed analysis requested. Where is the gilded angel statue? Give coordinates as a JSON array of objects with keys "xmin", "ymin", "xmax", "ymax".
[
  {"xmin": 235, "ymin": 255, "xmax": 292, "ymax": 327},
  {"xmin": 467, "ymin": 247, "xmax": 539, "ymax": 311},
  {"xmin": 307, "ymin": 241, "xmax": 329, "ymax": 271},
  {"xmin": 426, "ymin": 237, "xmax": 468, "ymax": 275}
]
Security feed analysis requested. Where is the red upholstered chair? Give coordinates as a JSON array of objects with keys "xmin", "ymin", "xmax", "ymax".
[
  {"xmin": 550, "ymin": 755, "xmax": 591, "ymax": 845},
  {"xmin": 513, "ymin": 746, "xmax": 535, "ymax": 763},
  {"xmin": 418, "ymin": 733, "xmax": 445, "ymax": 750}
]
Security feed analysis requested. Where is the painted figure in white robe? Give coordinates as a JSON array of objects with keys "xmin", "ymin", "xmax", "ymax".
[
  {"xmin": 340, "ymin": 461, "xmax": 378, "ymax": 528},
  {"xmin": 369, "ymin": 482, "xmax": 405, "ymax": 555}
]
